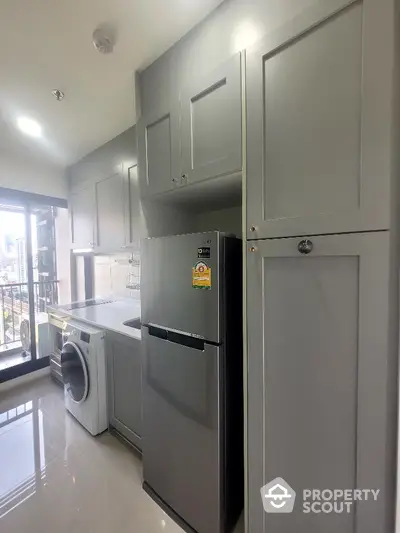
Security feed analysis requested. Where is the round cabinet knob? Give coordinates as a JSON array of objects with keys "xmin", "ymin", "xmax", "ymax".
[
  {"xmin": 249, "ymin": 246, "xmax": 257, "ymax": 253},
  {"xmin": 250, "ymin": 226, "xmax": 257, "ymax": 232},
  {"xmin": 298, "ymin": 239, "xmax": 313, "ymax": 255}
]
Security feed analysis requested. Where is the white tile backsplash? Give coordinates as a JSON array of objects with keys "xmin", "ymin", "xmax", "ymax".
[{"xmin": 94, "ymin": 252, "xmax": 140, "ymax": 300}]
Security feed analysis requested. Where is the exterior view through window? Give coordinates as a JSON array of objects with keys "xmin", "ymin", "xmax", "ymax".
[{"xmin": 0, "ymin": 201, "xmax": 68, "ymax": 376}]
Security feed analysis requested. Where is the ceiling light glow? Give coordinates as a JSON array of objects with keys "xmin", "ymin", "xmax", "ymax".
[
  {"xmin": 17, "ymin": 117, "xmax": 42, "ymax": 138},
  {"xmin": 233, "ymin": 20, "xmax": 260, "ymax": 52}
]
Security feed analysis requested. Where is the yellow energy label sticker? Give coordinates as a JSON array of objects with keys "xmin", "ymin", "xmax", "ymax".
[{"xmin": 192, "ymin": 261, "xmax": 211, "ymax": 290}]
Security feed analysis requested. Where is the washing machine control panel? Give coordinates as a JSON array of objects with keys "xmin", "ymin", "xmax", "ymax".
[{"xmin": 80, "ymin": 331, "xmax": 91, "ymax": 344}]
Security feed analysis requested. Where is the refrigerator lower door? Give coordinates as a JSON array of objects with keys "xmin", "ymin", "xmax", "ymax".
[
  {"xmin": 142, "ymin": 326, "xmax": 222, "ymax": 533},
  {"xmin": 141, "ymin": 232, "xmax": 222, "ymax": 343}
]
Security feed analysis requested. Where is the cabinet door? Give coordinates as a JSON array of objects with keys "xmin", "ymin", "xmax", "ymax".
[
  {"xmin": 127, "ymin": 165, "xmax": 146, "ymax": 245},
  {"xmin": 246, "ymin": 0, "xmax": 392, "ymax": 239},
  {"xmin": 95, "ymin": 173, "xmax": 125, "ymax": 251},
  {"xmin": 70, "ymin": 183, "xmax": 95, "ymax": 249},
  {"xmin": 107, "ymin": 333, "xmax": 142, "ymax": 450},
  {"xmin": 247, "ymin": 232, "xmax": 390, "ymax": 533},
  {"xmin": 138, "ymin": 101, "xmax": 180, "ymax": 196},
  {"xmin": 181, "ymin": 53, "xmax": 242, "ymax": 185}
]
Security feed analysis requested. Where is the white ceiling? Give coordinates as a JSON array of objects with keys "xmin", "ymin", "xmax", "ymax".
[{"xmin": 0, "ymin": 0, "xmax": 224, "ymax": 167}]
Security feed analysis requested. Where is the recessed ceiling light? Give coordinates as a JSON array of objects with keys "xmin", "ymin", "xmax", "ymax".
[{"xmin": 17, "ymin": 117, "xmax": 42, "ymax": 138}]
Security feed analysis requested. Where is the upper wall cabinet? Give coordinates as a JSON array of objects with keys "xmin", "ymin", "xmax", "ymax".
[
  {"xmin": 68, "ymin": 127, "xmax": 144, "ymax": 251},
  {"xmin": 70, "ymin": 171, "xmax": 131, "ymax": 253},
  {"xmin": 138, "ymin": 52, "xmax": 242, "ymax": 197},
  {"xmin": 181, "ymin": 53, "xmax": 242, "ymax": 185},
  {"xmin": 137, "ymin": 101, "xmax": 180, "ymax": 196},
  {"xmin": 246, "ymin": 0, "xmax": 392, "ymax": 239},
  {"xmin": 95, "ymin": 172, "xmax": 126, "ymax": 252},
  {"xmin": 127, "ymin": 164, "xmax": 146, "ymax": 245},
  {"xmin": 70, "ymin": 182, "xmax": 95, "ymax": 249}
]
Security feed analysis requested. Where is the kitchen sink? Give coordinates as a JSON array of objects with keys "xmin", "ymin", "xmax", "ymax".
[{"xmin": 123, "ymin": 317, "xmax": 142, "ymax": 330}]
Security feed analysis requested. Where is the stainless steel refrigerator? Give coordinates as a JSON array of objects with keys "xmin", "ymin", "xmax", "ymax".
[{"xmin": 141, "ymin": 231, "xmax": 243, "ymax": 533}]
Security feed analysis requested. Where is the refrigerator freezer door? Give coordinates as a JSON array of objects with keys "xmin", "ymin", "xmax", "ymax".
[
  {"xmin": 141, "ymin": 232, "xmax": 222, "ymax": 343},
  {"xmin": 142, "ymin": 327, "xmax": 222, "ymax": 533}
]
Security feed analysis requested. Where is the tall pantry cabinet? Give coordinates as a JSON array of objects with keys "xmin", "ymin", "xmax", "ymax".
[{"xmin": 245, "ymin": 1, "xmax": 400, "ymax": 533}]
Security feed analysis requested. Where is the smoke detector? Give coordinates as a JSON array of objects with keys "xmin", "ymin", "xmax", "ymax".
[{"xmin": 93, "ymin": 25, "xmax": 116, "ymax": 54}]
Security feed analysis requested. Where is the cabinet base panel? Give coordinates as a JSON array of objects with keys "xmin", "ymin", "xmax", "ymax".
[{"xmin": 109, "ymin": 425, "xmax": 142, "ymax": 456}]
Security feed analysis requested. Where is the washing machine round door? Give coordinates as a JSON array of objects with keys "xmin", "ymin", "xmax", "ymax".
[{"xmin": 61, "ymin": 341, "xmax": 89, "ymax": 404}]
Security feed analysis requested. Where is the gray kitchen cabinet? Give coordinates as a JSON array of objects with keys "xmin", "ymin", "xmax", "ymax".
[
  {"xmin": 95, "ymin": 172, "xmax": 126, "ymax": 251},
  {"xmin": 107, "ymin": 331, "xmax": 142, "ymax": 451},
  {"xmin": 138, "ymin": 53, "xmax": 242, "ymax": 197},
  {"xmin": 246, "ymin": 0, "xmax": 392, "ymax": 239},
  {"xmin": 68, "ymin": 127, "xmax": 139, "ymax": 251},
  {"xmin": 247, "ymin": 231, "xmax": 391, "ymax": 533},
  {"xmin": 181, "ymin": 53, "xmax": 241, "ymax": 186},
  {"xmin": 127, "ymin": 165, "xmax": 146, "ymax": 245},
  {"xmin": 137, "ymin": 100, "xmax": 180, "ymax": 196},
  {"xmin": 70, "ymin": 182, "xmax": 95, "ymax": 249}
]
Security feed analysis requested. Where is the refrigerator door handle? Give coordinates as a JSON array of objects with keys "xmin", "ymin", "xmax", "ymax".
[
  {"xmin": 147, "ymin": 325, "xmax": 205, "ymax": 351},
  {"xmin": 147, "ymin": 325, "xmax": 168, "ymax": 341}
]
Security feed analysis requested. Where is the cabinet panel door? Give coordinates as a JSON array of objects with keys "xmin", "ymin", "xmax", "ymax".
[
  {"xmin": 247, "ymin": 232, "xmax": 390, "ymax": 533},
  {"xmin": 138, "ymin": 102, "xmax": 180, "ymax": 196},
  {"xmin": 95, "ymin": 173, "xmax": 125, "ymax": 251},
  {"xmin": 70, "ymin": 183, "xmax": 95, "ymax": 249},
  {"xmin": 127, "ymin": 165, "xmax": 146, "ymax": 244},
  {"xmin": 246, "ymin": 0, "xmax": 392, "ymax": 239},
  {"xmin": 181, "ymin": 53, "xmax": 242, "ymax": 185},
  {"xmin": 107, "ymin": 333, "xmax": 142, "ymax": 450}
]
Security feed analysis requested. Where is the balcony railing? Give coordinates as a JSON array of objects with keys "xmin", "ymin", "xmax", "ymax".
[{"xmin": 0, "ymin": 281, "xmax": 59, "ymax": 349}]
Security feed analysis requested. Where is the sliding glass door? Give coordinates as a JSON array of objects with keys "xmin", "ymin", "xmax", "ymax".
[
  {"xmin": 0, "ymin": 205, "xmax": 33, "ymax": 368},
  {"xmin": 0, "ymin": 200, "xmax": 61, "ymax": 381}
]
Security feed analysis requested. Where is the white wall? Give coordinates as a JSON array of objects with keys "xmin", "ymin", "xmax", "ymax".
[
  {"xmin": 0, "ymin": 150, "xmax": 67, "ymax": 199},
  {"xmin": 55, "ymin": 208, "xmax": 72, "ymax": 304},
  {"xmin": 75, "ymin": 256, "xmax": 86, "ymax": 302},
  {"xmin": 94, "ymin": 253, "xmax": 140, "ymax": 300}
]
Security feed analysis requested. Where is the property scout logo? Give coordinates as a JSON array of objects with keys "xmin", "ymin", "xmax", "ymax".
[
  {"xmin": 260, "ymin": 478, "xmax": 380, "ymax": 514},
  {"xmin": 260, "ymin": 478, "xmax": 296, "ymax": 513}
]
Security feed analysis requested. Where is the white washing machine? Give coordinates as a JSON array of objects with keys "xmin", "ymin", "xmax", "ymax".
[{"xmin": 60, "ymin": 320, "xmax": 108, "ymax": 436}]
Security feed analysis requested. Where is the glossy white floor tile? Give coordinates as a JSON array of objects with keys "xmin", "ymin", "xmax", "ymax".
[{"xmin": 0, "ymin": 377, "xmax": 244, "ymax": 533}]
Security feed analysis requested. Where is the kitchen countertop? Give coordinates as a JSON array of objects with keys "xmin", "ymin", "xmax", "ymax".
[{"xmin": 47, "ymin": 298, "xmax": 141, "ymax": 340}]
